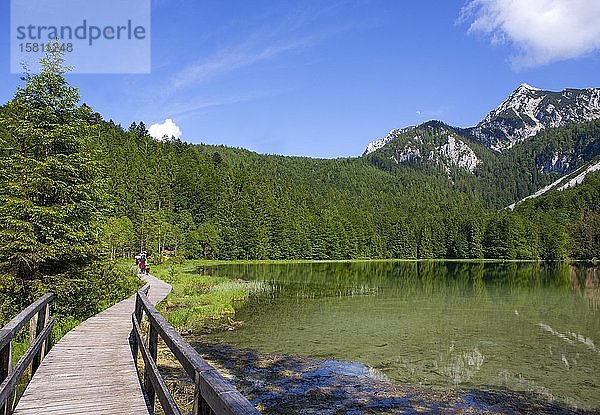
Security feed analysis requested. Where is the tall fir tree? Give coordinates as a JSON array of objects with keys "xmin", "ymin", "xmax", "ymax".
[{"xmin": 0, "ymin": 47, "xmax": 105, "ymax": 301}]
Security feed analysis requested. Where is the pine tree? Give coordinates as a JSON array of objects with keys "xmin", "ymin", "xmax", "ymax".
[
  {"xmin": 0, "ymin": 47, "xmax": 105, "ymax": 298},
  {"xmin": 417, "ymin": 226, "xmax": 433, "ymax": 259}
]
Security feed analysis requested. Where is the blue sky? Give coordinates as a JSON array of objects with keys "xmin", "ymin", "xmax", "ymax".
[{"xmin": 1, "ymin": 0, "xmax": 599, "ymax": 157}]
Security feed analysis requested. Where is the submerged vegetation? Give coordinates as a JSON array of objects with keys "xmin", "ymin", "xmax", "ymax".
[{"xmin": 193, "ymin": 343, "xmax": 597, "ymax": 415}]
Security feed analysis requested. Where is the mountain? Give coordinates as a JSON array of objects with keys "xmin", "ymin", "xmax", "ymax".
[
  {"xmin": 364, "ymin": 126, "xmax": 415, "ymax": 155},
  {"xmin": 3, "ymin": 71, "xmax": 600, "ymax": 268},
  {"xmin": 364, "ymin": 120, "xmax": 600, "ymax": 212},
  {"xmin": 467, "ymin": 84, "xmax": 600, "ymax": 151},
  {"xmin": 363, "ymin": 85, "xmax": 600, "ymax": 208},
  {"xmin": 363, "ymin": 121, "xmax": 484, "ymax": 179},
  {"xmin": 365, "ymin": 85, "xmax": 600, "ymax": 156}
]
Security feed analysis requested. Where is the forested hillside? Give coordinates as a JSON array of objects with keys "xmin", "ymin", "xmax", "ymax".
[
  {"xmin": 476, "ymin": 120, "xmax": 600, "ymax": 206},
  {"xmin": 94, "ymin": 117, "xmax": 600, "ymax": 262},
  {"xmin": 516, "ymin": 170, "xmax": 600, "ymax": 260},
  {"xmin": 97, "ymin": 120, "xmax": 487, "ymax": 261}
]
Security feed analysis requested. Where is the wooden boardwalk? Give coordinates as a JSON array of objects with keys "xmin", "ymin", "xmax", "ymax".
[{"xmin": 13, "ymin": 274, "xmax": 172, "ymax": 415}]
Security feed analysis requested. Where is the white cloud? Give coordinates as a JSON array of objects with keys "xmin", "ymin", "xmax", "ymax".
[
  {"xmin": 148, "ymin": 119, "xmax": 182, "ymax": 141},
  {"xmin": 460, "ymin": 0, "xmax": 600, "ymax": 68}
]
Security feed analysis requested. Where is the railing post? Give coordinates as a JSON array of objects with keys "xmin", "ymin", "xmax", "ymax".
[
  {"xmin": 192, "ymin": 372, "xmax": 211, "ymax": 415},
  {"xmin": 134, "ymin": 293, "xmax": 144, "ymax": 327},
  {"xmin": 144, "ymin": 323, "xmax": 158, "ymax": 410},
  {"xmin": 4, "ymin": 393, "xmax": 15, "ymax": 415},
  {"xmin": 32, "ymin": 303, "xmax": 48, "ymax": 374},
  {"xmin": 132, "ymin": 294, "xmax": 143, "ymax": 363},
  {"xmin": 44, "ymin": 303, "xmax": 52, "ymax": 358},
  {"xmin": 0, "ymin": 338, "xmax": 11, "ymax": 384},
  {"xmin": 0, "ymin": 336, "xmax": 12, "ymax": 415},
  {"xmin": 28, "ymin": 313, "xmax": 38, "ymax": 351}
]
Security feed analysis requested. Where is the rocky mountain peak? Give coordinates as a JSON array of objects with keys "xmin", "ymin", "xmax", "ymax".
[
  {"xmin": 364, "ymin": 126, "xmax": 416, "ymax": 155},
  {"xmin": 364, "ymin": 122, "xmax": 480, "ymax": 177},
  {"xmin": 468, "ymin": 85, "xmax": 600, "ymax": 151},
  {"xmin": 517, "ymin": 83, "xmax": 541, "ymax": 92},
  {"xmin": 362, "ymin": 85, "xmax": 600, "ymax": 181}
]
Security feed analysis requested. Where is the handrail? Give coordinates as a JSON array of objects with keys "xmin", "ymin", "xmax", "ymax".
[
  {"xmin": 131, "ymin": 288, "xmax": 259, "ymax": 415},
  {"xmin": 0, "ymin": 293, "xmax": 55, "ymax": 415}
]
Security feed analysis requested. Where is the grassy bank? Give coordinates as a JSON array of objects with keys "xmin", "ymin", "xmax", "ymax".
[{"xmin": 152, "ymin": 260, "xmax": 265, "ymax": 333}]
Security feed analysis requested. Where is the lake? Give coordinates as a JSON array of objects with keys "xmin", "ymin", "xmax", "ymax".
[{"xmin": 198, "ymin": 261, "xmax": 599, "ymax": 411}]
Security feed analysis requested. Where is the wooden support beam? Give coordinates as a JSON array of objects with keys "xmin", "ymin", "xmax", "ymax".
[
  {"xmin": 135, "ymin": 288, "xmax": 259, "ymax": 415},
  {"xmin": 144, "ymin": 324, "xmax": 159, "ymax": 409},
  {"xmin": 32, "ymin": 303, "xmax": 48, "ymax": 374},
  {"xmin": 0, "ymin": 337, "xmax": 12, "ymax": 415}
]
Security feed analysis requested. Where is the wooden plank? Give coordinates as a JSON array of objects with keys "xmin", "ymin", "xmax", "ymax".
[{"xmin": 13, "ymin": 274, "xmax": 171, "ymax": 415}]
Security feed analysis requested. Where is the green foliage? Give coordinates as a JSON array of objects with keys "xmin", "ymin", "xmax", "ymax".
[
  {"xmin": 483, "ymin": 212, "xmax": 538, "ymax": 259},
  {"xmin": 89, "ymin": 121, "xmax": 503, "ymax": 261},
  {"xmin": 1, "ymin": 47, "xmax": 599, "ymax": 345},
  {"xmin": 102, "ymin": 216, "xmax": 135, "ymax": 259},
  {"xmin": 0, "ymin": 48, "xmax": 139, "ymax": 334},
  {"xmin": 515, "ymin": 171, "xmax": 600, "ymax": 260},
  {"xmin": 477, "ymin": 120, "xmax": 600, "ymax": 205},
  {"xmin": 365, "ymin": 119, "xmax": 600, "ymax": 209},
  {"xmin": 0, "ymin": 273, "xmax": 20, "ymax": 325},
  {"xmin": 0, "ymin": 49, "xmax": 105, "ymax": 288}
]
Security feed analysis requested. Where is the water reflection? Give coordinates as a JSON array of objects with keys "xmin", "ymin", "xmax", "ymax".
[
  {"xmin": 200, "ymin": 261, "xmax": 600, "ymax": 410},
  {"xmin": 585, "ymin": 268, "xmax": 600, "ymax": 311},
  {"xmin": 570, "ymin": 265, "xmax": 600, "ymax": 311},
  {"xmin": 201, "ymin": 261, "xmax": 579, "ymax": 301}
]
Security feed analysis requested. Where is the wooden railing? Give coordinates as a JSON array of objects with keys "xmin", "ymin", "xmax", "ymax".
[
  {"xmin": 131, "ymin": 285, "xmax": 259, "ymax": 415},
  {"xmin": 0, "ymin": 293, "xmax": 55, "ymax": 415}
]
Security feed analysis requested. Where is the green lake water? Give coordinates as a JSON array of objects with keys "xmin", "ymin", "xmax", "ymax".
[{"xmin": 200, "ymin": 261, "xmax": 600, "ymax": 410}]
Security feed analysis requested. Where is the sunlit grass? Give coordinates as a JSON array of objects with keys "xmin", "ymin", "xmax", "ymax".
[{"xmin": 152, "ymin": 260, "xmax": 267, "ymax": 333}]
